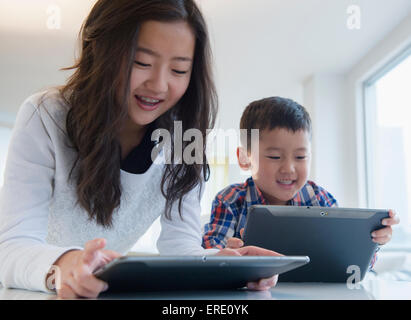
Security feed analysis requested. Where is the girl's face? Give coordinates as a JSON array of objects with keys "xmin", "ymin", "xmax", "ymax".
[{"xmin": 126, "ymin": 20, "xmax": 195, "ymax": 130}]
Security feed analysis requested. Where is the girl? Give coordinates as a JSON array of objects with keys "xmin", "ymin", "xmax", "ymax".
[{"xmin": 0, "ymin": 0, "xmax": 279, "ymax": 298}]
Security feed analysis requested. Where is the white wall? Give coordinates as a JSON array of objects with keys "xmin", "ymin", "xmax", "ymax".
[
  {"xmin": 0, "ymin": 31, "xmax": 77, "ymax": 113},
  {"xmin": 1, "ymin": 1, "xmax": 411, "ymax": 209},
  {"xmin": 1, "ymin": 1, "xmax": 411, "ymax": 255},
  {"xmin": 303, "ymin": 74, "xmax": 350, "ymax": 205}
]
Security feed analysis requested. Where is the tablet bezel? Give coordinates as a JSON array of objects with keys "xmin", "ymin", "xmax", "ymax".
[
  {"xmin": 94, "ymin": 255, "xmax": 310, "ymax": 291},
  {"xmin": 243, "ymin": 205, "xmax": 388, "ymax": 282}
]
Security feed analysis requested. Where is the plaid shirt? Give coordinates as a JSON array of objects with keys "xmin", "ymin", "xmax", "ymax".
[
  {"xmin": 202, "ymin": 177, "xmax": 338, "ymax": 249},
  {"xmin": 202, "ymin": 176, "xmax": 378, "ymax": 270}
]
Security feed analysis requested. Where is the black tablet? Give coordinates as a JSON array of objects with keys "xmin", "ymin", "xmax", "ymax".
[
  {"xmin": 94, "ymin": 255, "xmax": 309, "ymax": 292},
  {"xmin": 243, "ymin": 205, "xmax": 389, "ymax": 282}
]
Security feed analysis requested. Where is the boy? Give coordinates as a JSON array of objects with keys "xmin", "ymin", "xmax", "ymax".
[{"xmin": 202, "ymin": 97, "xmax": 398, "ymax": 253}]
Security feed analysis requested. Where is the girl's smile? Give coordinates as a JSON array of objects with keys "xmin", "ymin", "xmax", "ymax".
[{"xmin": 135, "ymin": 94, "xmax": 164, "ymax": 111}]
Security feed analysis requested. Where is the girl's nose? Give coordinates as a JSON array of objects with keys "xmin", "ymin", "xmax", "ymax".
[{"xmin": 145, "ymin": 68, "xmax": 168, "ymax": 94}]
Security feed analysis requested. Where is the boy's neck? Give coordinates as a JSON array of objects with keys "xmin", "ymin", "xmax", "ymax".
[{"xmin": 265, "ymin": 196, "xmax": 288, "ymax": 206}]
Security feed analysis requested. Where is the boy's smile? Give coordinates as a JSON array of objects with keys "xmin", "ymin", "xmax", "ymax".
[{"xmin": 242, "ymin": 128, "xmax": 311, "ymax": 205}]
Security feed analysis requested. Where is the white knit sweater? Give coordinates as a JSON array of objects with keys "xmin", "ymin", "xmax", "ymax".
[{"xmin": 0, "ymin": 90, "xmax": 218, "ymax": 293}]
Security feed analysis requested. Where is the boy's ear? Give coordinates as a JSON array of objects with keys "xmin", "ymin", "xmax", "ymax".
[{"xmin": 237, "ymin": 147, "xmax": 251, "ymax": 171}]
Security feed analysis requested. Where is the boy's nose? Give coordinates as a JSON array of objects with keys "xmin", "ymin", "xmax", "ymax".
[{"xmin": 280, "ymin": 160, "xmax": 295, "ymax": 173}]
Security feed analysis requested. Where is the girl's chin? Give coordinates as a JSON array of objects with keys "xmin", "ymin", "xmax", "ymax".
[
  {"xmin": 128, "ymin": 108, "xmax": 159, "ymax": 126},
  {"xmin": 126, "ymin": 117, "xmax": 155, "ymax": 129}
]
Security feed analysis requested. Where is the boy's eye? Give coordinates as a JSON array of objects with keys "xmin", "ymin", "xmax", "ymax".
[
  {"xmin": 296, "ymin": 156, "xmax": 307, "ymax": 160},
  {"xmin": 134, "ymin": 61, "xmax": 150, "ymax": 67},
  {"xmin": 266, "ymin": 156, "xmax": 281, "ymax": 160}
]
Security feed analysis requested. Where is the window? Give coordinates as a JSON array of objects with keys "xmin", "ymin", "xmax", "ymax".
[
  {"xmin": 201, "ymin": 158, "xmax": 229, "ymax": 217},
  {"xmin": 0, "ymin": 124, "xmax": 13, "ymax": 186},
  {"xmin": 363, "ymin": 45, "xmax": 411, "ymax": 251}
]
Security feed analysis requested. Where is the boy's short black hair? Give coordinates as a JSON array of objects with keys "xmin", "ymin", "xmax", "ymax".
[{"xmin": 240, "ymin": 96, "xmax": 312, "ymax": 150}]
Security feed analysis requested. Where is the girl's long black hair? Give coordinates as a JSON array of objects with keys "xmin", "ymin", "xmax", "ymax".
[{"xmin": 59, "ymin": 0, "xmax": 217, "ymax": 227}]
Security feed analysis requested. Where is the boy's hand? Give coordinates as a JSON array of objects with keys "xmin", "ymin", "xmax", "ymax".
[
  {"xmin": 226, "ymin": 237, "xmax": 244, "ymax": 249},
  {"xmin": 226, "ymin": 228, "xmax": 245, "ymax": 249},
  {"xmin": 372, "ymin": 209, "xmax": 400, "ymax": 245}
]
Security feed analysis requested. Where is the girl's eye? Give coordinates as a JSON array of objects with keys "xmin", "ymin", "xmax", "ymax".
[
  {"xmin": 134, "ymin": 61, "xmax": 150, "ymax": 67},
  {"xmin": 172, "ymin": 69, "xmax": 188, "ymax": 75},
  {"xmin": 267, "ymin": 156, "xmax": 281, "ymax": 160},
  {"xmin": 296, "ymin": 156, "xmax": 307, "ymax": 160}
]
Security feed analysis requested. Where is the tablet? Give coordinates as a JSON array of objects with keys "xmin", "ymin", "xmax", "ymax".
[
  {"xmin": 94, "ymin": 255, "xmax": 309, "ymax": 292},
  {"xmin": 243, "ymin": 205, "xmax": 389, "ymax": 282}
]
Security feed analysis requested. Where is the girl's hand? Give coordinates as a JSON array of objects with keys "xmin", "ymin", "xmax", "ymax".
[
  {"xmin": 49, "ymin": 238, "xmax": 122, "ymax": 299},
  {"xmin": 372, "ymin": 209, "xmax": 400, "ymax": 245}
]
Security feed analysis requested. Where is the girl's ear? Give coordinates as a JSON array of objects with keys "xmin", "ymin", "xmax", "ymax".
[{"xmin": 237, "ymin": 147, "xmax": 251, "ymax": 171}]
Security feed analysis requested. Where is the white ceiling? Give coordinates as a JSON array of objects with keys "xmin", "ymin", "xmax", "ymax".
[
  {"xmin": 199, "ymin": 0, "xmax": 411, "ymax": 83},
  {"xmin": 1, "ymin": 0, "xmax": 411, "ymax": 115},
  {"xmin": 1, "ymin": 0, "xmax": 410, "ymax": 82}
]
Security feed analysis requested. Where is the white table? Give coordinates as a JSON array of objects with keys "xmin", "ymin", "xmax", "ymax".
[{"xmin": 1, "ymin": 274, "xmax": 410, "ymax": 300}]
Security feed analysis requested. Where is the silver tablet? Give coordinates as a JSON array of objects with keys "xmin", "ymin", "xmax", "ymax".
[
  {"xmin": 94, "ymin": 255, "xmax": 309, "ymax": 291},
  {"xmin": 243, "ymin": 205, "xmax": 389, "ymax": 282}
]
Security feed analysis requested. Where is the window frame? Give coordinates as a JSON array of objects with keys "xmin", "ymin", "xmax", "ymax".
[
  {"xmin": 362, "ymin": 44, "xmax": 411, "ymax": 252},
  {"xmin": 362, "ymin": 44, "xmax": 411, "ymax": 208}
]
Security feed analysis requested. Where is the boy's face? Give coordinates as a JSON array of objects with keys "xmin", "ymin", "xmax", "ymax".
[{"xmin": 240, "ymin": 128, "xmax": 311, "ymax": 205}]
